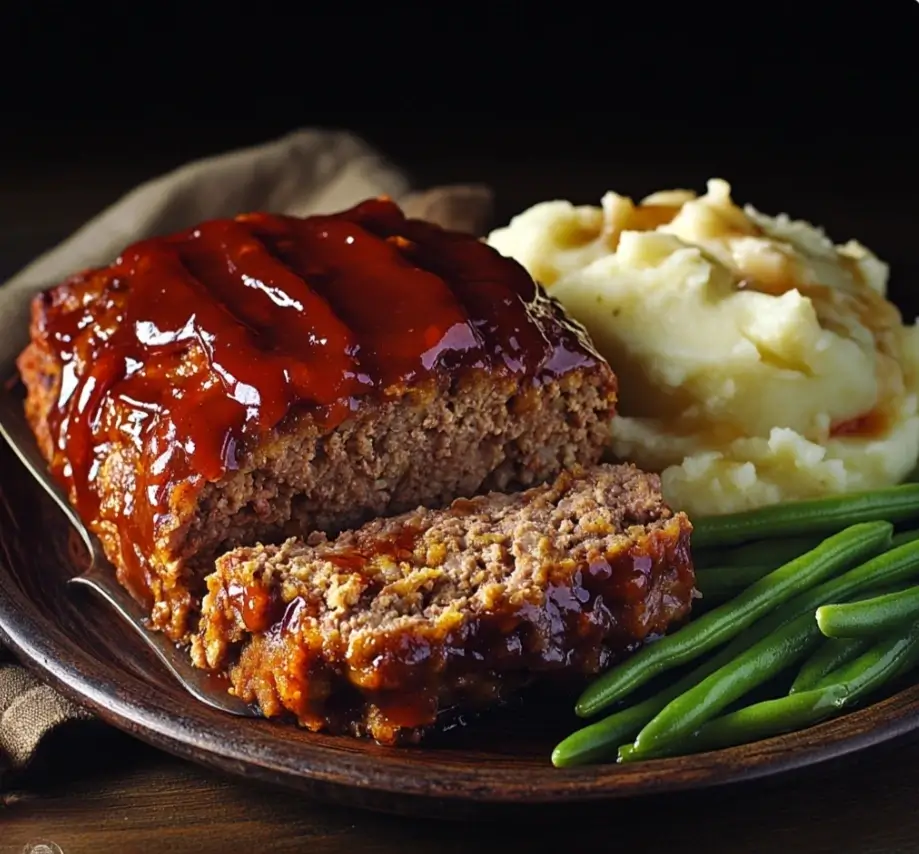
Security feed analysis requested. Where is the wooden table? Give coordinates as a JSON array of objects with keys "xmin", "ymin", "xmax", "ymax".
[
  {"xmin": 3, "ymin": 133, "xmax": 919, "ymax": 854},
  {"xmin": 3, "ymin": 732, "xmax": 919, "ymax": 854}
]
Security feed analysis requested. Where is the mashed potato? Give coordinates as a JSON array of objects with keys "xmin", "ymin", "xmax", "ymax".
[{"xmin": 487, "ymin": 179, "xmax": 919, "ymax": 516}]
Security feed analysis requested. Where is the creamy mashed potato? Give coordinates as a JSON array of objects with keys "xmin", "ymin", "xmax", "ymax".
[{"xmin": 487, "ymin": 179, "xmax": 919, "ymax": 516}]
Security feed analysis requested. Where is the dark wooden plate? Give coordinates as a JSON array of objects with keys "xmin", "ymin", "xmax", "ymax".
[{"xmin": 3, "ymin": 438, "xmax": 919, "ymax": 817}]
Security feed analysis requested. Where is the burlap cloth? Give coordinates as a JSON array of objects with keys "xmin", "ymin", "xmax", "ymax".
[{"xmin": 0, "ymin": 129, "xmax": 492, "ymax": 783}]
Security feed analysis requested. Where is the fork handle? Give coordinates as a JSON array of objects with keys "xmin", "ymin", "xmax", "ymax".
[
  {"xmin": 0, "ymin": 391, "xmax": 101, "ymax": 560},
  {"xmin": 0, "ymin": 389, "xmax": 255, "ymax": 717}
]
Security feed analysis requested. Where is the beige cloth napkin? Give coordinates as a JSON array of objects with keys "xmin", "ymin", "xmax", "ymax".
[{"xmin": 0, "ymin": 129, "xmax": 493, "ymax": 782}]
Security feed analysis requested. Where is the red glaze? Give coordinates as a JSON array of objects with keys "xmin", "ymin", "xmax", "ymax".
[{"xmin": 26, "ymin": 198, "xmax": 606, "ymax": 596}]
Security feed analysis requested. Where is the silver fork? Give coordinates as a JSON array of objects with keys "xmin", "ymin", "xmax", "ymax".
[{"xmin": 0, "ymin": 389, "xmax": 257, "ymax": 716}]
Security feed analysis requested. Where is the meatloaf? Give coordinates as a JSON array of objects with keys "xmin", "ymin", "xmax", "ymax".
[
  {"xmin": 194, "ymin": 463, "xmax": 695, "ymax": 744},
  {"xmin": 17, "ymin": 198, "xmax": 617, "ymax": 641}
]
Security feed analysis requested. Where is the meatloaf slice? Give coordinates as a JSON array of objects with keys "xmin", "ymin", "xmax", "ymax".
[
  {"xmin": 16, "ymin": 197, "xmax": 616, "ymax": 641},
  {"xmin": 194, "ymin": 463, "xmax": 695, "ymax": 745}
]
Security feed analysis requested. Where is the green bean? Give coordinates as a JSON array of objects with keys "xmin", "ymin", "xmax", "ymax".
[
  {"xmin": 694, "ymin": 565, "xmax": 774, "ymax": 602},
  {"xmin": 626, "ymin": 611, "xmax": 822, "ymax": 758},
  {"xmin": 690, "ymin": 485, "xmax": 919, "ymax": 549},
  {"xmin": 555, "ymin": 636, "xmax": 771, "ymax": 766},
  {"xmin": 790, "ymin": 637, "xmax": 873, "ymax": 694},
  {"xmin": 633, "ymin": 686, "xmax": 849, "ymax": 759},
  {"xmin": 694, "ymin": 537, "xmax": 846, "ymax": 602},
  {"xmin": 627, "ymin": 544, "xmax": 919, "ymax": 758},
  {"xmin": 817, "ymin": 586, "xmax": 919, "ymax": 639},
  {"xmin": 716, "ymin": 536, "xmax": 829, "ymax": 569},
  {"xmin": 791, "ymin": 582, "xmax": 912, "ymax": 690},
  {"xmin": 623, "ymin": 619, "xmax": 919, "ymax": 760},
  {"xmin": 616, "ymin": 742, "xmax": 640, "ymax": 762},
  {"xmin": 698, "ymin": 535, "xmax": 919, "ymax": 605},
  {"xmin": 692, "ymin": 536, "xmax": 827, "ymax": 572},
  {"xmin": 557, "ymin": 622, "xmax": 793, "ymax": 766},
  {"xmin": 892, "ymin": 528, "xmax": 919, "ymax": 548},
  {"xmin": 574, "ymin": 523, "xmax": 891, "ymax": 718},
  {"xmin": 553, "ymin": 699, "xmax": 673, "ymax": 767},
  {"xmin": 813, "ymin": 619, "xmax": 919, "ymax": 691},
  {"xmin": 556, "ymin": 533, "xmax": 919, "ymax": 767}
]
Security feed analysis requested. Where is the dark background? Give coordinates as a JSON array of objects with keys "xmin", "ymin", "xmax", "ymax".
[
  {"xmin": 1, "ymin": 2, "xmax": 918, "ymax": 287},
  {"xmin": 4, "ymin": 2, "xmax": 916, "ymax": 160}
]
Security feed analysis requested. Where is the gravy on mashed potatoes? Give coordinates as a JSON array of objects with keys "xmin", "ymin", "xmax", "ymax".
[{"xmin": 487, "ymin": 179, "xmax": 919, "ymax": 516}]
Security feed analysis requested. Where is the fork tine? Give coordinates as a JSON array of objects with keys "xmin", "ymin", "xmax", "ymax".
[{"xmin": 68, "ymin": 570, "xmax": 257, "ymax": 717}]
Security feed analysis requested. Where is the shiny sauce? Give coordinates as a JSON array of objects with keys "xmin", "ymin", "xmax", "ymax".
[
  {"xmin": 27, "ymin": 199, "xmax": 605, "ymax": 598},
  {"xmin": 222, "ymin": 520, "xmax": 696, "ymax": 741}
]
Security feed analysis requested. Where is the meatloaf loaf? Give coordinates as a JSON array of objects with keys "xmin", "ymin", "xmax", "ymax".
[
  {"xmin": 17, "ymin": 198, "xmax": 617, "ymax": 640},
  {"xmin": 194, "ymin": 463, "xmax": 695, "ymax": 744}
]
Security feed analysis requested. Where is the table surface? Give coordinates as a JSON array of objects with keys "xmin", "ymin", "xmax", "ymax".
[{"xmin": 3, "ymin": 137, "xmax": 919, "ymax": 854}]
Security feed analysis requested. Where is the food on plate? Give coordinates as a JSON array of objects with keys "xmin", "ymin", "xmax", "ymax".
[
  {"xmin": 555, "ymin": 488, "xmax": 919, "ymax": 767},
  {"xmin": 21, "ymin": 178, "xmax": 918, "ymax": 764},
  {"xmin": 692, "ymin": 563, "xmax": 778, "ymax": 603},
  {"xmin": 789, "ymin": 634, "xmax": 873, "ymax": 693},
  {"xmin": 486, "ymin": 179, "xmax": 919, "ymax": 517},
  {"xmin": 815, "ymin": 586, "xmax": 919, "ymax": 639},
  {"xmin": 690, "ymin": 483, "xmax": 919, "ymax": 548},
  {"xmin": 695, "ymin": 534, "xmax": 826, "ymax": 571},
  {"xmin": 16, "ymin": 197, "xmax": 617, "ymax": 641},
  {"xmin": 194, "ymin": 463, "xmax": 694, "ymax": 744},
  {"xmin": 676, "ymin": 621, "xmax": 919, "ymax": 757},
  {"xmin": 575, "ymin": 522, "xmax": 893, "ymax": 718}
]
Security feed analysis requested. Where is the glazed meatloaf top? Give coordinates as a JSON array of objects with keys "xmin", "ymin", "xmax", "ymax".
[{"xmin": 17, "ymin": 197, "xmax": 616, "ymax": 618}]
